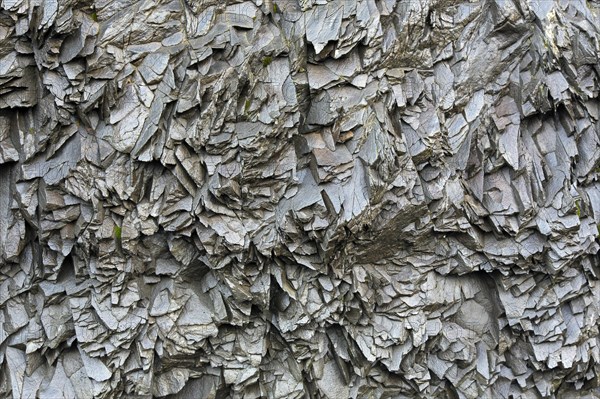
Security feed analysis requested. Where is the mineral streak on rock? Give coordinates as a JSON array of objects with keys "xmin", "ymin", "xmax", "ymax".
[{"xmin": 0, "ymin": 0, "xmax": 599, "ymax": 397}]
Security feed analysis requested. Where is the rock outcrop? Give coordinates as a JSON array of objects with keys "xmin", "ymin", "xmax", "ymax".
[{"xmin": 0, "ymin": 0, "xmax": 599, "ymax": 397}]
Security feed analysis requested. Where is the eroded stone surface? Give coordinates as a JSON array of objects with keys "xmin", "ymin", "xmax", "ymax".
[{"xmin": 0, "ymin": 0, "xmax": 600, "ymax": 397}]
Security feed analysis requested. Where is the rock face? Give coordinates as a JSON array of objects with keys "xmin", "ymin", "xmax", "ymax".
[{"xmin": 1, "ymin": 0, "xmax": 600, "ymax": 397}]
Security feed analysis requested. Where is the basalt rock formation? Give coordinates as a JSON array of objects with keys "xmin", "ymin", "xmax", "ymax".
[{"xmin": 1, "ymin": 0, "xmax": 600, "ymax": 397}]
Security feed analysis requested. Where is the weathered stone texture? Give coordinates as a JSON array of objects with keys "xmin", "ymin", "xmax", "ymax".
[{"xmin": 0, "ymin": 0, "xmax": 600, "ymax": 397}]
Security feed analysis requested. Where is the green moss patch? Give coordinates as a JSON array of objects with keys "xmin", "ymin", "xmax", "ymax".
[{"xmin": 262, "ymin": 56, "xmax": 273, "ymax": 67}]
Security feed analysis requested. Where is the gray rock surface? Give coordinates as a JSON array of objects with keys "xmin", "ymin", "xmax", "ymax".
[{"xmin": 0, "ymin": 0, "xmax": 600, "ymax": 397}]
